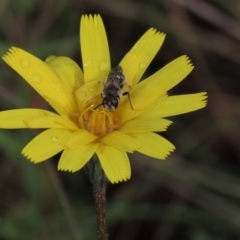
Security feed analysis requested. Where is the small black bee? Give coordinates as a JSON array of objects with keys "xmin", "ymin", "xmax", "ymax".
[{"xmin": 95, "ymin": 65, "xmax": 133, "ymax": 112}]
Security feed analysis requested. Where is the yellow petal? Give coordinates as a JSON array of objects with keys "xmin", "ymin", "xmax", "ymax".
[
  {"xmin": 117, "ymin": 55, "xmax": 194, "ymax": 122},
  {"xmin": 24, "ymin": 115, "xmax": 77, "ymax": 130},
  {"xmin": 120, "ymin": 118, "xmax": 172, "ymax": 133},
  {"xmin": 118, "ymin": 94, "xmax": 167, "ymax": 124},
  {"xmin": 58, "ymin": 142, "xmax": 99, "ymax": 172},
  {"xmin": 2, "ymin": 47, "xmax": 78, "ymax": 116},
  {"xmin": 130, "ymin": 132, "xmax": 175, "ymax": 159},
  {"xmin": 46, "ymin": 56, "xmax": 84, "ymax": 92},
  {"xmin": 75, "ymin": 79, "xmax": 101, "ymax": 112},
  {"xmin": 96, "ymin": 144, "xmax": 131, "ymax": 183},
  {"xmin": 22, "ymin": 129, "xmax": 72, "ymax": 163},
  {"xmin": 43, "ymin": 97, "xmax": 79, "ymax": 120},
  {"xmin": 80, "ymin": 15, "xmax": 110, "ymax": 82},
  {"xmin": 142, "ymin": 92, "xmax": 207, "ymax": 118},
  {"xmin": 0, "ymin": 109, "xmax": 45, "ymax": 128},
  {"xmin": 61, "ymin": 129, "xmax": 98, "ymax": 149},
  {"xmin": 143, "ymin": 55, "xmax": 194, "ymax": 92},
  {"xmin": 0, "ymin": 109, "xmax": 76, "ymax": 129},
  {"xmin": 101, "ymin": 131, "xmax": 140, "ymax": 153},
  {"xmin": 120, "ymin": 28, "xmax": 165, "ymax": 85}
]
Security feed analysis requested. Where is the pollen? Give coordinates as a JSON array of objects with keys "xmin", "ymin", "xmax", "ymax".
[{"xmin": 78, "ymin": 99, "xmax": 121, "ymax": 138}]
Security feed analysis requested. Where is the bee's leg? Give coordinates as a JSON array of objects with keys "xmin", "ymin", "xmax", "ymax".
[
  {"xmin": 100, "ymin": 81, "xmax": 106, "ymax": 87},
  {"xmin": 122, "ymin": 82, "xmax": 132, "ymax": 89},
  {"xmin": 123, "ymin": 92, "xmax": 134, "ymax": 110},
  {"xmin": 100, "ymin": 82, "xmax": 105, "ymax": 99}
]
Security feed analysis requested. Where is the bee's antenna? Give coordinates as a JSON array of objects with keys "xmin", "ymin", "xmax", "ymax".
[{"xmin": 94, "ymin": 103, "xmax": 104, "ymax": 110}]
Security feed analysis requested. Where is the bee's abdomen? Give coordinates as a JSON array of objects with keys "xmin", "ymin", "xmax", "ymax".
[{"xmin": 103, "ymin": 85, "xmax": 121, "ymax": 97}]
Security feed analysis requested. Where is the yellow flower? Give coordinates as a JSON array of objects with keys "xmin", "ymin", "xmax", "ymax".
[{"xmin": 0, "ymin": 15, "xmax": 207, "ymax": 183}]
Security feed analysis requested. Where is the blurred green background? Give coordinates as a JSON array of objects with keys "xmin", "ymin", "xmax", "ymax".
[{"xmin": 0, "ymin": 0, "xmax": 240, "ymax": 239}]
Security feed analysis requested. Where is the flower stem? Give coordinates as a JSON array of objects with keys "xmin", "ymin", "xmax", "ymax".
[
  {"xmin": 93, "ymin": 182, "xmax": 108, "ymax": 240},
  {"xmin": 85, "ymin": 156, "xmax": 109, "ymax": 239}
]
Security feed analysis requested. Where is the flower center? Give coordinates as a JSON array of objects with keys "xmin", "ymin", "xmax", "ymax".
[{"xmin": 78, "ymin": 97, "xmax": 121, "ymax": 137}]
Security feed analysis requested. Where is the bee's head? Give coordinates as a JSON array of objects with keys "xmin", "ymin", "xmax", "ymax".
[{"xmin": 102, "ymin": 96, "xmax": 119, "ymax": 112}]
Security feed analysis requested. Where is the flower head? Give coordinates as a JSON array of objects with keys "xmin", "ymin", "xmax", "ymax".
[{"xmin": 0, "ymin": 15, "xmax": 207, "ymax": 183}]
